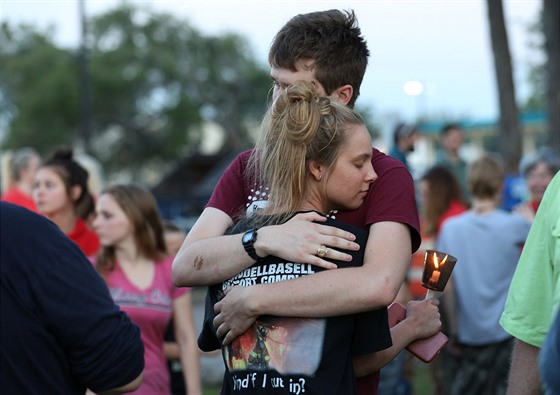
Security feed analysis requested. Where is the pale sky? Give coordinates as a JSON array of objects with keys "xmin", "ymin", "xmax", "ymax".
[{"xmin": 0, "ymin": 0, "xmax": 542, "ymax": 125}]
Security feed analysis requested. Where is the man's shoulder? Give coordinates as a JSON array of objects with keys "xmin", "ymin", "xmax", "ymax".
[
  {"xmin": 235, "ymin": 149, "xmax": 254, "ymax": 162},
  {"xmin": 371, "ymin": 147, "xmax": 408, "ymax": 173},
  {"xmin": 1, "ymin": 202, "xmax": 46, "ymax": 230},
  {"xmin": 222, "ymin": 148, "xmax": 254, "ymax": 177}
]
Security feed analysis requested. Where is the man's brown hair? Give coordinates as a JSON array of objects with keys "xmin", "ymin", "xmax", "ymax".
[{"xmin": 268, "ymin": 9, "xmax": 369, "ymax": 108}]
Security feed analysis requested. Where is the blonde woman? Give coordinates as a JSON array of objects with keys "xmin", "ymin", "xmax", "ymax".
[{"xmin": 197, "ymin": 81, "xmax": 440, "ymax": 394}]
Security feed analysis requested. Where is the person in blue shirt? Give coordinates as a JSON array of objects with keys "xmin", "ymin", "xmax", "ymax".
[{"xmin": 388, "ymin": 122, "xmax": 420, "ymax": 170}]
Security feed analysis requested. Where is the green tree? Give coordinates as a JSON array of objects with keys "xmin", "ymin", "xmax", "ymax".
[
  {"xmin": 1, "ymin": 3, "xmax": 271, "ymax": 179},
  {"xmin": 542, "ymin": 0, "xmax": 559, "ymax": 152},
  {"xmin": 0, "ymin": 23, "xmax": 80, "ymax": 151},
  {"xmin": 521, "ymin": 0, "xmax": 559, "ymax": 153}
]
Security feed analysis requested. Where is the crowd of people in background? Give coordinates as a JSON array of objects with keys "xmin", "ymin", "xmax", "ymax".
[
  {"xmin": 1, "ymin": 148, "xmax": 203, "ymax": 395},
  {"xmin": 1, "ymin": 7, "xmax": 559, "ymax": 395}
]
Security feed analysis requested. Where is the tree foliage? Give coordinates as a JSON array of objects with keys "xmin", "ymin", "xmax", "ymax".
[
  {"xmin": 542, "ymin": 0, "xmax": 559, "ymax": 152},
  {"xmin": 521, "ymin": 0, "xmax": 559, "ymax": 153},
  {"xmin": 1, "ymin": 4, "xmax": 271, "ymax": 179},
  {"xmin": 0, "ymin": 23, "xmax": 80, "ymax": 151}
]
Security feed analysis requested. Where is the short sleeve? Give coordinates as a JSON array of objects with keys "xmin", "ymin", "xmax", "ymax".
[
  {"xmin": 352, "ymin": 308, "xmax": 392, "ymax": 355},
  {"xmin": 197, "ymin": 284, "xmax": 223, "ymax": 352},
  {"xmin": 500, "ymin": 173, "xmax": 560, "ymax": 346},
  {"xmin": 33, "ymin": 225, "xmax": 144, "ymax": 391},
  {"xmin": 206, "ymin": 150, "xmax": 253, "ymax": 219}
]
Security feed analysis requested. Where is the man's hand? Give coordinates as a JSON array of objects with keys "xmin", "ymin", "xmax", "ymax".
[
  {"xmin": 257, "ymin": 211, "xmax": 359, "ymax": 270},
  {"xmin": 405, "ymin": 298, "xmax": 442, "ymax": 340},
  {"xmin": 213, "ymin": 286, "xmax": 259, "ymax": 345}
]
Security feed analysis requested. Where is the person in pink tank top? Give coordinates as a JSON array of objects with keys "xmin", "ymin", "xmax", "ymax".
[{"xmin": 93, "ymin": 183, "xmax": 202, "ymax": 395}]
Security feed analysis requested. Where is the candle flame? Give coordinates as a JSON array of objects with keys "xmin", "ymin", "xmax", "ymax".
[{"xmin": 432, "ymin": 252, "xmax": 448, "ymax": 269}]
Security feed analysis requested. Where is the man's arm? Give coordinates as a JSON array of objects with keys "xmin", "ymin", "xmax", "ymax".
[
  {"xmin": 172, "ymin": 208, "xmax": 358, "ymax": 286},
  {"xmin": 505, "ymin": 339, "xmax": 541, "ymax": 395},
  {"xmin": 214, "ymin": 221, "xmax": 411, "ymax": 344},
  {"xmin": 37, "ymin": 222, "xmax": 146, "ymax": 394},
  {"xmin": 353, "ymin": 299, "xmax": 441, "ymax": 377},
  {"xmin": 95, "ymin": 373, "xmax": 144, "ymax": 395}
]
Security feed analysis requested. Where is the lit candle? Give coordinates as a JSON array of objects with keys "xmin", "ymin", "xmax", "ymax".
[
  {"xmin": 429, "ymin": 270, "xmax": 441, "ymax": 285},
  {"xmin": 428, "ymin": 252, "xmax": 448, "ymax": 286},
  {"xmin": 424, "ymin": 251, "xmax": 453, "ymax": 299}
]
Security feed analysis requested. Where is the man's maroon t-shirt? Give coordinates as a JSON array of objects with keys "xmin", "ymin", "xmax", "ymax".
[{"xmin": 206, "ymin": 147, "xmax": 421, "ymax": 395}]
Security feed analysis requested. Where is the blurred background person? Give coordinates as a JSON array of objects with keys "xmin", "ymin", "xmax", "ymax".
[
  {"xmin": 410, "ymin": 165, "xmax": 468, "ymax": 395},
  {"xmin": 162, "ymin": 220, "xmax": 192, "ymax": 395},
  {"xmin": 499, "ymin": 171, "xmax": 560, "ymax": 395},
  {"xmin": 76, "ymin": 191, "xmax": 97, "ymax": 229},
  {"xmin": 164, "ymin": 220, "xmax": 188, "ymax": 257},
  {"xmin": 93, "ymin": 184, "xmax": 201, "ymax": 395},
  {"xmin": 540, "ymin": 308, "xmax": 560, "ymax": 395},
  {"xmin": 437, "ymin": 155, "xmax": 531, "ymax": 395},
  {"xmin": 418, "ymin": 165, "xmax": 468, "ymax": 239},
  {"xmin": 75, "ymin": 152, "xmax": 106, "ymax": 228},
  {"xmin": 513, "ymin": 146, "xmax": 559, "ymax": 222},
  {"xmin": 437, "ymin": 123, "xmax": 470, "ymax": 204},
  {"xmin": 32, "ymin": 148, "xmax": 99, "ymax": 257},
  {"xmin": 1, "ymin": 202, "xmax": 145, "ymax": 394},
  {"xmin": 411, "ymin": 165, "xmax": 467, "ymax": 300},
  {"xmin": 500, "ymin": 165, "xmax": 527, "ymax": 213},
  {"xmin": 1, "ymin": 147, "xmax": 41, "ymax": 212},
  {"xmin": 388, "ymin": 122, "xmax": 420, "ymax": 171}
]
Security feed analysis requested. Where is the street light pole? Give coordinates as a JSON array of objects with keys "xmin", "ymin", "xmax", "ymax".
[{"xmin": 78, "ymin": 0, "xmax": 93, "ymax": 154}]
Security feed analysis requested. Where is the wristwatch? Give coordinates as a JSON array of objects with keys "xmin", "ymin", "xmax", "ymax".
[{"xmin": 242, "ymin": 228, "xmax": 260, "ymax": 261}]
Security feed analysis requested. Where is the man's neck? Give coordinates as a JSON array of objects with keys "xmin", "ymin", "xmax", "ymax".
[{"xmin": 471, "ymin": 198, "xmax": 498, "ymax": 214}]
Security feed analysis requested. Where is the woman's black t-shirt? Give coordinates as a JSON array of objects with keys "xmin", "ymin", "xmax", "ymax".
[{"xmin": 198, "ymin": 212, "xmax": 391, "ymax": 395}]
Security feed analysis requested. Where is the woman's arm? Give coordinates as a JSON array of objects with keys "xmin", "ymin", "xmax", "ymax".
[
  {"xmin": 173, "ymin": 293, "xmax": 202, "ymax": 395},
  {"xmin": 172, "ymin": 208, "xmax": 358, "ymax": 287},
  {"xmin": 353, "ymin": 299, "xmax": 441, "ymax": 377},
  {"xmin": 94, "ymin": 373, "xmax": 144, "ymax": 395},
  {"xmin": 214, "ymin": 221, "xmax": 412, "ymax": 345}
]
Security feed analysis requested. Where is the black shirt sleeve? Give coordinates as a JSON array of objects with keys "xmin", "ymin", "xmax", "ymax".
[{"xmin": 0, "ymin": 203, "xmax": 144, "ymax": 393}]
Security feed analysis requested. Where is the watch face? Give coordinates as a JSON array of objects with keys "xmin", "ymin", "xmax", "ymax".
[{"xmin": 242, "ymin": 229, "xmax": 255, "ymax": 244}]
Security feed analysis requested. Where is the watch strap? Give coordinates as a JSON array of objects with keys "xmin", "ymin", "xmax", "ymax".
[{"xmin": 243, "ymin": 228, "xmax": 260, "ymax": 261}]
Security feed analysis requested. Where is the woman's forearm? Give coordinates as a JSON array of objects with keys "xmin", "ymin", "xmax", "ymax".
[{"xmin": 173, "ymin": 232, "xmax": 255, "ymax": 286}]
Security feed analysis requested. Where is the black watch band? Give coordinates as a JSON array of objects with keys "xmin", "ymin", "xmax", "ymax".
[{"xmin": 242, "ymin": 228, "xmax": 261, "ymax": 261}]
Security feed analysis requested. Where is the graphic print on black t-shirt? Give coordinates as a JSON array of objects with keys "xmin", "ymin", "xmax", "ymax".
[
  {"xmin": 214, "ymin": 259, "xmax": 331, "ymax": 394},
  {"xmin": 222, "ymin": 262, "xmax": 326, "ymax": 376},
  {"xmin": 198, "ymin": 213, "xmax": 392, "ymax": 394}
]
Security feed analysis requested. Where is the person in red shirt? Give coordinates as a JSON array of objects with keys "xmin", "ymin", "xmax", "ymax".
[
  {"xmin": 413, "ymin": 165, "xmax": 468, "ymax": 299},
  {"xmin": 418, "ymin": 165, "xmax": 468, "ymax": 238},
  {"xmin": 33, "ymin": 148, "xmax": 99, "ymax": 257},
  {"xmin": 1, "ymin": 147, "xmax": 41, "ymax": 212}
]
